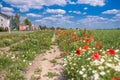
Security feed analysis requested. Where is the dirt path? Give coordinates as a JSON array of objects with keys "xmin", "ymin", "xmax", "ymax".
[{"xmin": 25, "ymin": 34, "xmax": 65, "ymax": 80}]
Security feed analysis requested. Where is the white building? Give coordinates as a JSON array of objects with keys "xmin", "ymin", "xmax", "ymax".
[{"xmin": 0, "ymin": 12, "xmax": 11, "ymax": 32}]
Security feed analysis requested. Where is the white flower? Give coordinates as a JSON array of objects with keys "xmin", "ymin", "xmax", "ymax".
[
  {"xmin": 23, "ymin": 59, "xmax": 26, "ymax": 62},
  {"xmin": 115, "ymin": 49, "xmax": 119, "ymax": 53},
  {"xmin": 100, "ymin": 71, "xmax": 105, "ymax": 76},
  {"xmin": 92, "ymin": 70, "xmax": 97, "ymax": 74},
  {"xmin": 94, "ymin": 73, "xmax": 99, "ymax": 80},
  {"xmin": 29, "ymin": 62, "xmax": 32, "ymax": 65},
  {"xmin": 79, "ymin": 71, "xmax": 83, "ymax": 75},
  {"xmin": 100, "ymin": 58, "xmax": 105, "ymax": 63},
  {"xmin": 106, "ymin": 63, "xmax": 112, "ymax": 67},
  {"xmin": 93, "ymin": 60, "xmax": 100, "ymax": 65},
  {"xmin": 114, "ymin": 57, "xmax": 120, "ymax": 61},
  {"xmin": 82, "ymin": 68, "xmax": 86, "ymax": 71},
  {"xmin": 115, "ymin": 65, "xmax": 120, "ymax": 72},
  {"xmin": 98, "ymin": 66, "xmax": 104, "ymax": 70},
  {"xmin": 83, "ymin": 74, "xmax": 87, "ymax": 77}
]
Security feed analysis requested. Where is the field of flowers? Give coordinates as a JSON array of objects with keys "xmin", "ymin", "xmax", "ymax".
[
  {"xmin": 0, "ymin": 30, "xmax": 54, "ymax": 80},
  {"xmin": 56, "ymin": 29, "xmax": 120, "ymax": 80}
]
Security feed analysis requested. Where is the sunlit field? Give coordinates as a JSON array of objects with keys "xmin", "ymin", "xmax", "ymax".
[
  {"xmin": 0, "ymin": 29, "xmax": 120, "ymax": 80},
  {"xmin": 56, "ymin": 29, "xmax": 120, "ymax": 80}
]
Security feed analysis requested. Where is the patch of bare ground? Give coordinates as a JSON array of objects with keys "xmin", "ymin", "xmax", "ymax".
[{"xmin": 25, "ymin": 34, "xmax": 66, "ymax": 80}]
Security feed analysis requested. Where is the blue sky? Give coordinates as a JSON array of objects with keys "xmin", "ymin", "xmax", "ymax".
[{"xmin": 0, "ymin": 0, "xmax": 120, "ymax": 29}]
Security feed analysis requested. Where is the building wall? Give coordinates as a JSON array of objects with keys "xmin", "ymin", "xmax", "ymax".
[
  {"xmin": 19, "ymin": 25, "xmax": 26, "ymax": 30},
  {"xmin": 0, "ymin": 14, "xmax": 10, "ymax": 28}
]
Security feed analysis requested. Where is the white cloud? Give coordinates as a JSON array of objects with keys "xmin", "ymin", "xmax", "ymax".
[
  {"xmin": 0, "ymin": 3, "xmax": 3, "ymax": 8},
  {"xmin": 102, "ymin": 9, "xmax": 120, "ymax": 14},
  {"xmin": 34, "ymin": 15, "xmax": 120, "ymax": 29},
  {"xmin": 67, "ymin": 0, "xmax": 76, "ymax": 4},
  {"xmin": 26, "ymin": 13, "xmax": 42, "ymax": 17},
  {"xmin": 76, "ymin": 15, "xmax": 120, "ymax": 29},
  {"xmin": 4, "ymin": 0, "xmax": 67, "ymax": 12},
  {"xmin": 1, "ymin": 7, "xmax": 14, "ymax": 12},
  {"xmin": 84, "ymin": 7, "xmax": 88, "ymax": 10},
  {"xmin": 77, "ymin": 0, "xmax": 105, "ymax": 6},
  {"xmin": 46, "ymin": 9, "xmax": 66, "ymax": 14},
  {"xmin": 35, "ymin": 15, "xmax": 74, "ymax": 28},
  {"xmin": 1, "ymin": 7, "xmax": 14, "ymax": 16},
  {"xmin": 73, "ymin": 11, "xmax": 81, "ymax": 14},
  {"xmin": 69, "ymin": 10, "xmax": 81, "ymax": 14},
  {"xmin": 116, "ymin": 14, "xmax": 120, "ymax": 17}
]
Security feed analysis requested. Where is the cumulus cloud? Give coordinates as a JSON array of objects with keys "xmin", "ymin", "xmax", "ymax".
[
  {"xmin": 0, "ymin": 3, "xmax": 3, "ymax": 8},
  {"xmin": 69, "ymin": 10, "xmax": 81, "ymax": 14},
  {"xmin": 46, "ymin": 9, "xmax": 66, "ymax": 14},
  {"xmin": 1, "ymin": 7, "xmax": 14, "ymax": 12},
  {"xmin": 26, "ymin": 13, "xmax": 42, "ymax": 17},
  {"xmin": 116, "ymin": 14, "xmax": 120, "ymax": 17},
  {"xmin": 76, "ymin": 15, "xmax": 120, "ymax": 29},
  {"xmin": 35, "ymin": 15, "xmax": 74, "ymax": 28},
  {"xmin": 77, "ymin": 0, "xmax": 105, "ymax": 6},
  {"xmin": 1, "ymin": 7, "xmax": 14, "ymax": 15},
  {"xmin": 4, "ymin": 0, "xmax": 67, "ymax": 12},
  {"xmin": 102, "ymin": 9, "xmax": 120, "ymax": 14},
  {"xmin": 67, "ymin": 0, "xmax": 76, "ymax": 4},
  {"xmin": 34, "ymin": 15, "xmax": 120, "ymax": 29}
]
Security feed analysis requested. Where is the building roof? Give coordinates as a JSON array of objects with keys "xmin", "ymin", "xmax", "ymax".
[{"xmin": 0, "ymin": 12, "xmax": 10, "ymax": 19}]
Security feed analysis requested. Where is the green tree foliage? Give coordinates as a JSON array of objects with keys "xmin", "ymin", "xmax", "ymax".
[
  {"xmin": 10, "ymin": 13, "xmax": 20, "ymax": 30},
  {"xmin": 24, "ymin": 18, "xmax": 31, "ymax": 30}
]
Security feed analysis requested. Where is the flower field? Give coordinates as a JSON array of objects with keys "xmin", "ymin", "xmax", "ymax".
[
  {"xmin": 56, "ymin": 29, "xmax": 120, "ymax": 80},
  {"xmin": 0, "ymin": 29, "xmax": 120, "ymax": 80},
  {"xmin": 0, "ymin": 30, "xmax": 54, "ymax": 80}
]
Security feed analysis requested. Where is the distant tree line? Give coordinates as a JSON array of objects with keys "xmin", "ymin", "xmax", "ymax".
[{"xmin": 39, "ymin": 25, "xmax": 66, "ymax": 30}]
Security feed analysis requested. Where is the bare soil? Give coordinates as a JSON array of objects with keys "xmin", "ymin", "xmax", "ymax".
[{"xmin": 24, "ymin": 34, "xmax": 65, "ymax": 80}]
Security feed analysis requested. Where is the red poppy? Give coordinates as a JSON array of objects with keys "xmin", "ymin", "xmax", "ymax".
[
  {"xmin": 107, "ymin": 49, "xmax": 116, "ymax": 55},
  {"xmin": 82, "ymin": 44, "xmax": 89, "ymax": 50},
  {"xmin": 65, "ymin": 50, "xmax": 69, "ymax": 55},
  {"xmin": 59, "ymin": 53, "xmax": 63, "ymax": 57},
  {"xmin": 82, "ymin": 37, "xmax": 91, "ymax": 42},
  {"xmin": 84, "ymin": 34, "xmax": 88, "ymax": 37},
  {"xmin": 75, "ymin": 48, "xmax": 81, "ymax": 55},
  {"xmin": 92, "ymin": 51, "xmax": 100, "ymax": 60},
  {"xmin": 96, "ymin": 42, "xmax": 102, "ymax": 49},
  {"xmin": 111, "ymin": 77, "xmax": 120, "ymax": 80}
]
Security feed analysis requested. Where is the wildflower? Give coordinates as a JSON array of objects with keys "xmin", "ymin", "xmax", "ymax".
[
  {"xmin": 111, "ymin": 77, "xmax": 120, "ymax": 80},
  {"xmin": 75, "ymin": 48, "xmax": 81, "ymax": 55},
  {"xmin": 79, "ymin": 71, "xmax": 83, "ymax": 75},
  {"xmin": 82, "ymin": 44, "xmax": 89, "ymax": 50},
  {"xmin": 65, "ymin": 50, "xmax": 69, "ymax": 55},
  {"xmin": 100, "ymin": 71, "xmax": 105, "ymax": 76},
  {"xmin": 92, "ymin": 51, "xmax": 100, "ymax": 60},
  {"xmin": 96, "ymin": 42, "xmax": 102, "ymax": 49},
  {"xmin": 83, "ymin": 74, "xmax": 87, "ymax": 77},
  {"xmin": 107, "ymin": 49, "xmax": 116, "ymax": 55},
  {"xmin": 59, "ymin": 53, "xmax": 63, "ymax": 57}
]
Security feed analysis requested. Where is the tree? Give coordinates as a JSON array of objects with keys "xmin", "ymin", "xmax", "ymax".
[
  {"xmin": 24, "ymin": 18, "xmax": 31, "ymax": 30},
  {"xmin": 10, "ymin": 13, "xmax": 20, "ymax": 30},
  {"xmin": 15, "ymin": 13, "xmax": 20, "ymax": 30}
]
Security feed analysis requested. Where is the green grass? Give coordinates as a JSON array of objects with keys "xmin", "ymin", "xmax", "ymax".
[
  {"xmin": 49, "ymin": 59, "xmax": 57, "ymax": 64},
  {"xmin": 44, "ymin": 72, "xmax": 58, "ymax": 78},
  {"xmin": 92, "ymin": 30, "xmax": 120, "ymax": 49},
  {"xmin": 0, "ymin": 30, "xmax": 54, "ymax": 80}
]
